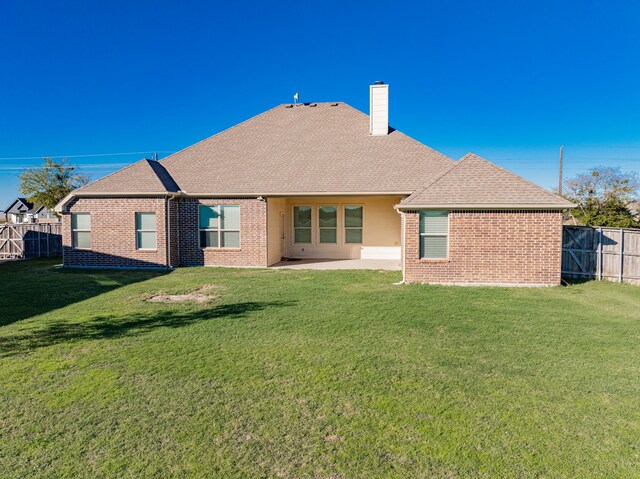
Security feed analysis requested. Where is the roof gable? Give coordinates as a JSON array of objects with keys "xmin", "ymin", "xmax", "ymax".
[
  {"xmin": 401, "ymin": 153, "xmax": 574, "ymax": 208},
  {"xmin": 77, "ymin": 158, "xmax": 180, "ymax": 195},
  {"xmin": 5, "ymin": 198, "xmax": 33, "ymax": 214}
]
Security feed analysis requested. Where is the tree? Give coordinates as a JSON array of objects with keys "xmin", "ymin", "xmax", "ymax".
[
  {"xmin": 18, "ymin": 158, "xmax": 90, "ymax": 213},
  {"xmin": 564, "ymin": 166, "xmax": 640, "ymax": 227}
]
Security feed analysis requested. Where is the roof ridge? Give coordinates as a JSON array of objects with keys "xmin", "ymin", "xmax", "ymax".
[
  {"xmin": 464, "ymin": 152, "xmax": 566, "ymax": 202},
  {"xmin": 75, "ymin": 158, "xmax": 153, "ymax": 193},
  {"xmin": 159, "ymin": 104, "xmax": 284, "ymax": 166},
  {"xmin": 404, "ymin": 153, "xmax": 473, "ymax": 203},
  {"xmin": 339, "ymin": 103, "xmax": 455, "ymax": 163},
  {"xmin": 401, "ymin": 152, "xmax": 574, "ymax": 208}
]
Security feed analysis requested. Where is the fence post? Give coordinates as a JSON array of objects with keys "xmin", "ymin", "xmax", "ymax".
[
  {"xmin": 37, "ymin": 224, "xmax": 41, "ymax": 258},
  {"xmin": 598, "ymin": 227, "xmax": 603, "ymax": 281},
  {"xmin": 619, "ymin": 228, "xmax": 624, "ymax": 283},
  {"xmin": 46, "ymin": 223, "xmax": 50, "ymax": 257}
]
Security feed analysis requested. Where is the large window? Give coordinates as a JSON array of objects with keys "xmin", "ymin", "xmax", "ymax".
[
  {"xmin": 293, "ymin": 206, "xmax": 312, "ymax": 243},
  {"xmin": 318, "ymin": 206, "xmax": 337, "ymax": 244},
  {"xmin": 71, "ymin": 213, "xmax": 91, "ymax": 249},
  {"xmin": 420, "ymin": 211, "xmax": 449, "ymax": 259},
  {"xmin": 199, "ymin": 205, "xmax": 240, "ymax": 248},
  {"xmin": 136, "ymin": 212, "xmax": 157, "ymax": 250},
  {"xmin": 344, "ymin": 206, "xmax": 363, "ymax": 243}
]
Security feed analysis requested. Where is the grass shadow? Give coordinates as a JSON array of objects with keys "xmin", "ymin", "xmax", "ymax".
[
  {"xmin": 0, "ymin": 300, "xmax": 295, "ymax": 358},
  {"xmin": 561, "ymin": 276, "xmax": 597, "ymax": 286},
  {"xmin": 0, "ymin": 259, "xmax": 170, "ymax": 327}
]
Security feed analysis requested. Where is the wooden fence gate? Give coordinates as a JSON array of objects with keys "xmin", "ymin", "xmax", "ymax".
[
  {"xmin": 0, "ymin": 222, "xmax": 62, "ymax": 259},
  {"xmin": 562, "ymin": 225, "xmax": 640, "ymax": 285}
]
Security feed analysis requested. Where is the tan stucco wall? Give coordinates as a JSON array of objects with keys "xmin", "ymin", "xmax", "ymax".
[{"xmin": 273, "ymin": 196, "xmax": 402, "ymax": 259}]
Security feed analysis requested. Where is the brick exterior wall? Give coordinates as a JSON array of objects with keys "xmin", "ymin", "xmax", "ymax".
[
  {"xmin": 403, "ymin": 210, "xmax": 564, "ymax": 285},
  {"xmin": 62, "ymin": 197, "xmax": 169, "ymax": 268},
  {"xmin": 62, "ymin": 196, "xmax": 269, "ymax": 269},
  {"xmin": 174, "ymin": 198, "xmax": 268, "ymax": 267}
]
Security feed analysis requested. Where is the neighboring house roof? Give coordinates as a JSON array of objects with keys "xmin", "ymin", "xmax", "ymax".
[
  {"xmin": 5, "ymin": 197, "xmax": 50, "ymax": 215},
  {"xmin": 55, "ymin": 102, "xmax": 572, "ymax": 211},
  {"xmin": 399, "ymin": 153, "xmax": 575, "ymax": 209},
  {"xmin": 5, "ymin": 197, "xmax": 32, "ymax": 214},
  {"xmin": 76, "ymin": 158, "xmax": 180, "ymax": 195}
]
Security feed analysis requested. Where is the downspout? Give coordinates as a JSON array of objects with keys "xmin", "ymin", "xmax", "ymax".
[
  {"xmin": 166, "ymin": 191, "xmax": 184, "ymax": 268},
  {"xmin": 400, "ymin": 211, "xmax": 406, "ymax": 283},
  {"xmin": 166, "ymin": 193, "xmax": 181, "ymax": 269},
  {"xmin": 166, "ymin": 196, "xmax": 171, "ymax": 268},
  {"xmin": 394, "ymin": 204, "xmax": 406, "ymax": 285}
]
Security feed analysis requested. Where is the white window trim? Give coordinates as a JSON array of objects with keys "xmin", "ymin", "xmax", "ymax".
[
  {"xmin": 71, "ymin": 212, "xmax": 91, "ymax": 250},
  {"xmin": 198, "ymin": 205, "xmax": 241, "ymax": 249},
  {"xmin": 292, "ymin": 205, "xmax": 313, "ymax": 244},
  {"xmin": 343, "ymin": 204, "xmax": 364, "ymax": 245},
  {"xmin": 318, "ymin": 204, "xmax": 338, "ymax": 244},
  {"xmin": 419, "ymin": 210, "xmax": 450, "ymax": 260},
  {"xmin": 135, "ymin": 212, "xmax": 157, "ymax": 250}
]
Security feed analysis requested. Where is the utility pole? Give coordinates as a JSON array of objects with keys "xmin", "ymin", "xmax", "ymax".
[{"xmin": 558, "ymin": 145, "xmax": 564, "ymax": 196}]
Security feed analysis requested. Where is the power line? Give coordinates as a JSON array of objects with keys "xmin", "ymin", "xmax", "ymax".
[
  {"xmin": 0, "ymin": 163, "xmax": 130, "ymax": 171},
  {"xmin": 564, "ymin": 156, "xmax": 640, "ymax": 161},
  {"xmin": 564, "ymin": 144, "xmax": 640, "ymax": 149},
  {"xmin": 491, "ymin": 156, "xmax": 640, "ymax": 162},
  {"xmin": 0, "ymin": 151, "xmax": 174, "ymax": 161}
]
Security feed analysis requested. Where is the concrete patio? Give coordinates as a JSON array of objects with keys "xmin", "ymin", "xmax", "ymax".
[{"xmin": 270, "ymin": 258, "xmax": 401, "ymax": 270}]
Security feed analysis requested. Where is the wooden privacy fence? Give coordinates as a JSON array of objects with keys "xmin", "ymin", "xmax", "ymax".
[
  {"xmin": 562, "ymin": 225, "xmax": 640, "ymax": 285},
  {"xmin": 0, "ymin": 222, "xmax": 62, "ymax": 259}
]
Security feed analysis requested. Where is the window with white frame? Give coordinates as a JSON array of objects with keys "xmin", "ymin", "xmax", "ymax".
[
  {"xmin": 199, "ymin": 205, "xmax": 240, "ymax": 248},
  {"xmin": 71, "ymin": 213, "xmax": 91, "ymax": 249},
  {"xmin": 318, "ymin": 206, "xmax": 337, "ymax": 243},
  {"xmin": 420, "ymin": 211, "xmax": 449, "ymax": 259},
  {"xmin": 293, "ymin": 206, "xmax": 312, "ymax": 243},
  {"xmin": 344, "ymin": 206, "xmax": 363, "ymax": 243},
  {"xmin": 135, "ymin": 212, "xmax": 157, "ymax": 250}
]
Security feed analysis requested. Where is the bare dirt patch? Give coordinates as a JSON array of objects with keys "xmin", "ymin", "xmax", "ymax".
[
  {"xmin": 146, "ymin": 285, "xmax": 220, "ymax": 304},
  {"xmin": 323, "ymin": 435, "xmax": 344, "ymax": 443}
]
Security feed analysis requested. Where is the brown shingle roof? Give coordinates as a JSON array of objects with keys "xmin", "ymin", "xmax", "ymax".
[
  {"xmin": 78, "ymin": 158, "xmax": 180, "ymax": 194},
  {"xmin": 158, "ymin": 102, "xmax": 455, "ymax": 194},
  {"xmin": 400, "ymin": 153, "xmax": 575, "ymax": 208},
  {"xmin": 64, "ymin": 103, "xmax": 573, "ymax": 211}
]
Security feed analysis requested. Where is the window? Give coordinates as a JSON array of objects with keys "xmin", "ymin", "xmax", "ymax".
[
  {"xmin": 293, "ymin": 206, "xmax": 312, "ymax": 243},
  {"xmin": 420, "ymin": 211, "xmax": 449, "ymax": 259},
  {"xmin": 71, "ymin": 213, "xmax": 91, "ymax": 249},
  {"xmin": 344, "ymin": 206, "xmax": 363, "ymax": 243},
  {"xmin": 318, "ymin": 206, "xmax": 337, "ymax": 244},
  {"xmin": 199, "ymin": 205, "xmax": 240, "ymax": 248},
  {"xmin": 136, "ymin": 212, "xmax": 157, "ymax": 250}
]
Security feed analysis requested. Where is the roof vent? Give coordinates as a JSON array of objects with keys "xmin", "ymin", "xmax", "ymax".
[{"xmin": 369, "ymin": 82, "xmax": 389, "ymax": 136}]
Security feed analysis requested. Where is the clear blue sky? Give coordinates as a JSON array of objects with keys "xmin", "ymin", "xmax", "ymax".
[{"xmin": 1, "ymin": 0, "xmax": 639, "ymax": 208}]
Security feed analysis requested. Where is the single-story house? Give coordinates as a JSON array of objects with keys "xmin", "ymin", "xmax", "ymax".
[
  {"xmin": 5, "ymin": 198, "xmax": 55, "ymax": 224},
  {"xmin": 55, "ymin": 83, "xmax": 574, "ymax": 285}
]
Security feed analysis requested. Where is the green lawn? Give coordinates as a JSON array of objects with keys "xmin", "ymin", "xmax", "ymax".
[{"xmin": 1, "ymin": 259, "xmax": 639, "ymax": 478}]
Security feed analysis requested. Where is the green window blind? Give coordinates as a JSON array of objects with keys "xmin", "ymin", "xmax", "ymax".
[{"xmin": 419, "ymin": 211, "xmax": 449, "ymax": 259}]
